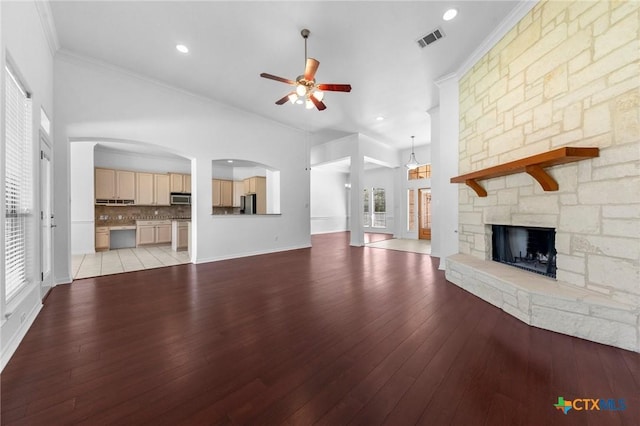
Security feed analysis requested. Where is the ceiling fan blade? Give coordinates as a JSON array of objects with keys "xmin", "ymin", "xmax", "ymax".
[
  {"xmin": 317, "ymin": 83, "xmax": 352, "ymax": 92},
  {"xmin": 275, "ymin": 93, "xmax": 294, "ymax": 105},
  {"xmin": 304, "ymin": 58, "xmax": 320, "ymax": 81},
  {"xmin": 260, "ymin": 73, "xmax": 295, "ymax": 85},
  {"xmin": 310, "ymin": 95, "xmax": 326, "ymax": 111}
]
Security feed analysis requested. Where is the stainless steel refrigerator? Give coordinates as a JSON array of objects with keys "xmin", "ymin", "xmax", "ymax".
[{"xmin": 240, "ymin": 194, "xmax": 256, "ymax": 214}]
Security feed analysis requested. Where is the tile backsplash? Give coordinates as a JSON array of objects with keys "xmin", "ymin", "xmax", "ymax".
[{"xmin": 95, "ymin": 205, "xmax": 191, "ymax": 225}]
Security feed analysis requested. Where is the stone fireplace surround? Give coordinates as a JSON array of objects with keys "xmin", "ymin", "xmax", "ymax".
[{"xmin": 444, "ymin": 0, "xmax": 640, "ymax": 353}]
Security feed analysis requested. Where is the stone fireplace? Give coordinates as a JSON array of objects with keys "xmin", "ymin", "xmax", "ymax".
[
  {"xmin": 443, "ymin": 0, "xmax": 639, "ymax": 352},
  {"xmin": 491, "ymin": 225, "xmax": 556, "ymax": 278}
]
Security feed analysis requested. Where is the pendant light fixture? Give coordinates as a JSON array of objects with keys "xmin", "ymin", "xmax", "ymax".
[{"xmin": 405, "ymin": 136, "xmax": 420, "ymax": 170}]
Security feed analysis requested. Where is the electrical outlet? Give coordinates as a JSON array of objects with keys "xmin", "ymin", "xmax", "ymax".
[{"xmin": 20, "ymin": 312, "xmax": 27, "ymax": 324}]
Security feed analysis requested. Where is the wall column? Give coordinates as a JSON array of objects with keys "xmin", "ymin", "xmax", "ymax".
[
  {"xmin": 70, "ymin": 142, "xmax": 97, "ymax": 254},
  {"xmin": 433, "ymin": 74, "xmax": 460, "ymax": 269},
  {"xmin": 349, "ymin": 137, "xmax": 364, "ymax": 246},
  {"xmin": 427, "ymin": 107, "xmax": 441, "ymax": 258}
]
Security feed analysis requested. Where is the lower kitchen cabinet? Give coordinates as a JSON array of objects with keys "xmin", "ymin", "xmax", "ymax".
[
  {"xmin": 95, "ymin": 226, "xmax": 110, "ymax": 251},
  {"xmin": 156, "ymin": 223, "xmax": 172, "ymax": 244},
  {"xmin": 136, "ymin": 220, "xmax": 172, "ymax": 246},
  {"xmin": 171, "ymin": 220, "xmax": 189, "ymax": 251}
]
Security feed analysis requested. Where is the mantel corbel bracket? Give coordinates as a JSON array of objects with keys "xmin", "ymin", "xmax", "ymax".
[
  {"xmin": 525, "ymin": 164, "xmax": 558, "ymax": 191},
  {"xmin": 450, "ymin": 147, "xmax": 599, "ymax": 198},
  {"xmin": 464, "ymin": 179, "xmax": 487, "ymax": 197}
]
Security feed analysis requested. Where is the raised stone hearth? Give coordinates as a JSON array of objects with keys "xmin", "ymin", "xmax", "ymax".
[{"xmin": 446, "ymin": 254, "xmax": 639, "ymax": 352}]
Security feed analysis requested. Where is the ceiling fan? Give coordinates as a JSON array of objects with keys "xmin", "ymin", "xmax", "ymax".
[{"xmin": 260, "ymin": 29, "xmax": 351, "ymax": 111}]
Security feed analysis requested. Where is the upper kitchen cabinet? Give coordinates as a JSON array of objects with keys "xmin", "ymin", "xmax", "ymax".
[
  {"xmin": 233, "ymin": 181, "xmax": 244, "ymax": 208},
  {"xmin": 95, "ymin": 168, "xmax": 135, "ymax": 204},
  {"xmin": 212, "ymin": 159, "xmax": 281, "ymax": 215},
  {"xmin": 212, "ymin": 179, "xmax": 233, "ymax": 207},
  {"xmin": 136, "ymin": 172, "xmax": 171, "ymax": 206},
  {"xmin": 244, "ymin": 176, "xmax": 267, "ymax": 214},
  {"xmin": 170, "ymin": 173, "xmax": 191, "ymax": 193}
]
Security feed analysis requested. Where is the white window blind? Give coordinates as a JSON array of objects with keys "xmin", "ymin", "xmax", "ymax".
[{"xmin": 4, "ymin": 65, "xmax": 33, "ymax": 301}]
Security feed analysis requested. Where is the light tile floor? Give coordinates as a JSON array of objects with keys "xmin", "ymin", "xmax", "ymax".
[
  {"xmin": 72, "ymin": 246, "xmax": 191, "ymax": 280},
  {"xmin": 365, "ymin": 238, "xmax": 432, "ymax": 255}
]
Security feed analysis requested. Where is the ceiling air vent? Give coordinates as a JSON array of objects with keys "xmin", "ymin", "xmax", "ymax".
[{"xmin": 416, "ymin": 27, "xmax": 445, "ymax": 48}]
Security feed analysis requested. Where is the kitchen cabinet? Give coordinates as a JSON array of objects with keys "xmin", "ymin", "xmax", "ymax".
[
  {"xmin": 170, "ymin": 173, "xmax": 191, "ymax": 193},
  {"xmin": 136, "ymin": 220, "xmax": 172, "ymax": 246},
  {"xmin": 95, "ymin": 168, "xmax": 135, "ymax": 202},
  {"xmin": 156, "ymin": 223, "xmax": 172, "ymax": 243},
  {"xmin": 95, "ymin": 169, "xmax": 116, "ymax": 200},
  {"xmin": 232, "ymin": 181, "xmax": 244, "ymax": 207},
  {"xmin": 243, "ymin": 176, "xmax": 266, "ymax": 214},
  {"xmin": 136, "ymin": 173, "xmax": 170, "ymax": 206},
  {"xmin": 212, "ymin": 179, "xmax": 233, "ymax": 207},
  {"xmin": 155, "ymin": 174, "xmax": 171, "ymax": 206},
  {"xmin": 95, "ymin": 226, "xmax": 110, "ymax": 251},
  {"xmin": 171, "ymin": 220, "xmax": 189, "ymax": 251}
]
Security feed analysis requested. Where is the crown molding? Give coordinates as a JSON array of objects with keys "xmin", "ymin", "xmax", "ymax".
[
  {"xmin": 456, "ymin": 0, "xmax": 538, "ymax": 79},
  {"xmin": 34, "ymin": 0, "xmax": 60, "ymax": 56},
  {"xmin": 434, "ymin": 72, "xmax": 459, "ymax": 87}
]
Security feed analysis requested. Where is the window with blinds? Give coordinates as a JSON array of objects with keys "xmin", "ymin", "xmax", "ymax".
[{"xmin": 4, "ymin": 64, "xmax": 33, "ymax": 302}]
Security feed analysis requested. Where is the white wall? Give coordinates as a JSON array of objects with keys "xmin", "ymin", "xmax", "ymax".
[
  {"xmin": 94, "ymin": 147, "xmax": 191, "ymax": 174},
  {"xmin": 54, "ymin": 53, "xmax": 311, "ymax": 275},
  {"xmin": 1, "ymin": 0, "xmax": 54, "ymax": 370},
  {"xmin": 310, "ymin": 169, "xmax": 348, "ymax": 234}
]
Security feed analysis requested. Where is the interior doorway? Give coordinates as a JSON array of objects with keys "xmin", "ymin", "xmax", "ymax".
[
  {"xmin": 40, "ymin": 135, "xmax": 54, "ymax": 298},
  {"xmin": 418, "ymin": 188, "xmax": 431, "ymax": 240}
]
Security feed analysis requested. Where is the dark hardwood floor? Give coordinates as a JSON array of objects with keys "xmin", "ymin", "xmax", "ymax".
[{"xmin": 1, "ymin": 232, "xmax": 638, "ymax": 425}]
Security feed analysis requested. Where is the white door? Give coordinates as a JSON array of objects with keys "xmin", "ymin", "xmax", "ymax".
[{"xmin": 40, "ymin": 137, "xmax": 54, "ymax": 298}]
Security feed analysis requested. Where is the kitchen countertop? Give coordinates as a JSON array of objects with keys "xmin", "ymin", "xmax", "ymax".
[{"xmin": 96, "ymin": 216, "xmax": 191, "ymax": 226}]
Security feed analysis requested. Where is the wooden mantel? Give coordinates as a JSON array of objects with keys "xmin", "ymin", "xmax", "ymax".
[{"xmin": 450, "ymin": 147, "xmax": 599, "ymax": 197}]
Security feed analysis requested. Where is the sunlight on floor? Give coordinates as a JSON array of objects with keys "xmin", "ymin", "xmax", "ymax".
[
  {"xmin": 365, "ymin": 238, "xmax": 431, "ymax": 255},
  {"xmin": 72, "ymin": 246, "xmax": 191, "ymax": 280}
]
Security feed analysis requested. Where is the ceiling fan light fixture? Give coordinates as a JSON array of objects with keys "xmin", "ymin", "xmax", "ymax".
[
  {"xmin": 260, "ymin": 28, "xmax": 350, "ymax": 111},
  {"xmin": 296, "ymin": 84, "xmax": 307, "ymax": 97},
  {"xmin": 312, "ymin": 90, "xmax": 324, "ymax": 102},
  {"xmin": 405, "ymin": 136, "xmax": 420, "ymax": 170}
]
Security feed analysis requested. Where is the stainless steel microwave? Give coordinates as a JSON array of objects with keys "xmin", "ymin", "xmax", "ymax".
[{"xmin": 170, "ymin": 193, "xmax": 191, "ymax": 205}]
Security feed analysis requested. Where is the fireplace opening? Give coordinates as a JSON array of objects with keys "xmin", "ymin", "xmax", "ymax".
[{"xmin": 491, "ymin": 225, "xmax": 556, "ymax": 278}]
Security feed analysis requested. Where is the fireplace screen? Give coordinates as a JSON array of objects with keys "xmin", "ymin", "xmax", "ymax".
[{"xmin": 492, "ymin": 225, "xmax": 556, "ymax": 278}]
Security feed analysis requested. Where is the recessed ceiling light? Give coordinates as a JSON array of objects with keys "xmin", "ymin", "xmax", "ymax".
[
  {"xmin": 376, "ymin": 116, "xmax": 385, "ymax": 121},
  {"xmin": 227, "ymin": 160, "xmax": 233, "ymax": 163},
  {"xmin": 443, "ymin": 8, "xmax": 458, "ymax": 21},
  {"xmin": 176, "ymin": 44, "xmax": 189, "ymax": 54}
]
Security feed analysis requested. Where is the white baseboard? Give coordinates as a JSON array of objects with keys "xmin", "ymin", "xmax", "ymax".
[
  {"xmin": 195, "ymin": 243, "xmax": 312, "ymax": 264},
  {"xmin": 1, "ymin": 302, "xmax": 43, "ymax": 372},
  {"xmin": 55, "ymin": 276, "xmax": 72, "ymax": 285}
]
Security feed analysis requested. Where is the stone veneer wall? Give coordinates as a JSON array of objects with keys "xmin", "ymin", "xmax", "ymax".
[{"xmin": 456, "ymin": 0, "xmax": 639, "ymax": 306}]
